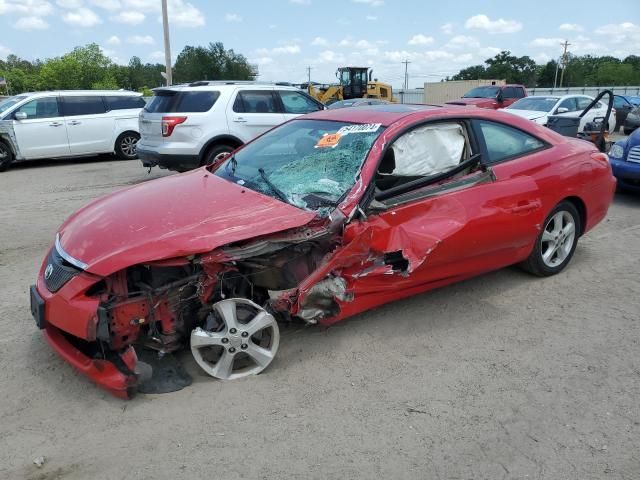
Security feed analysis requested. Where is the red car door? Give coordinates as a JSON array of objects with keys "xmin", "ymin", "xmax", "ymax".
[{"xmin": 311, "ymin": 118, "xmax": 550, "ymax": 320}]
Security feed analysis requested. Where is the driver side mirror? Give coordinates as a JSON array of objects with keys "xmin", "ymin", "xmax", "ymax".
[
  {"xmin": 14, "ymin": 111, "xmax": 27, "ymax": 121},
  {"xmin": 556, "ymin": 107, "xmax": 569, "ymax": 114}
]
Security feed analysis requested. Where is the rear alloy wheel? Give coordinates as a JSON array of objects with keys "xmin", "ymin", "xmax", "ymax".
[
  {"xmin": 190, "ymin": 298, "xmax": 280, "ymax": 380},
  {"xmin": 115, "ymin": 132, "xmax": 140, "ymax": 160},
  {"xmin": 0, "ymin": 142, "xmax": 13, "ymax": 172},
  {"xmin": 521, "ymin": 201, "xmax": 581, "ymax": 277},
  {"xmin": 202, "ymin": 144, "xmax": 235, "ymax": 166}
]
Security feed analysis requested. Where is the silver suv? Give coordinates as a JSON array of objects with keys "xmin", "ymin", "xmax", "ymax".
[{"xmin": 137, "ymin": 81, "xmax": 324, "ymax": 172}]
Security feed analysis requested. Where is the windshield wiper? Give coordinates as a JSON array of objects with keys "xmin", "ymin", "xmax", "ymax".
[
  {"xmin": 258, "ymin": 168, "xmax": 289, "ymax": 204},
  {"xmin": 224, "ymin": 154, "xmax": 237, "ymax": 174}
]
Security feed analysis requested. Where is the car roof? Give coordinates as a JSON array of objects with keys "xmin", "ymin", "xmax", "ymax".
[
  {"xmin": 17, "ymin": 90, "xmax": 142, "ymax": 97},
  {"xmin": 154, "ymin": 82, "xmax": 302, "ymax": 92},
  {"xmin": 301, "ymin": 104, "xmax": 457, "ymax": 126}
]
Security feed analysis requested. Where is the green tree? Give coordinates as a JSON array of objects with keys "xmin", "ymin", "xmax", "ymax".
[{"xmin": 173, "ymin": 42, "xmax": 254, "ymax": 83}]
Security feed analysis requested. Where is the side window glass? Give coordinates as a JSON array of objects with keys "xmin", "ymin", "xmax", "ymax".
[
  {"xmin": 62, "ymin": 96, "xmax": 107, "ymax": 116},
  {"xmin": 15, "ymin": 97, "xmax": 60, "ymax": 119},
  {"xmin": 236, "ymin": 91, "xmax": 277, "ymax": 113},
  {"xmin": 557, "ymin": 97, "xmax": 577, "ymax": 112},
  {"xmin": 376, "ymin": 122, "xmax": 471, "ymax": 191},
  {"xmin": 516, "ymin": 88, "xmax": 526, "ymax": 98},
  {"xmin": 279, "ymin": 91, "xmax": 321, "ymax": 114},
  {"xmin": 503, "ymin": 87, "xmax": 517, "ymax": 99},
  {"xmin": 105, "ymin": 96, "xmax": 146, "ymax": 110},
  {"xmin": 232, "ymin": 94, "xmax": 245, "ymax": 113},
  {"xmin": 478, "ymin": 120, "xmax": 545, "ymax": 164}
]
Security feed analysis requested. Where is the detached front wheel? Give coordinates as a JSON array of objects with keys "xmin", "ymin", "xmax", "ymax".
[{"xmin": 521, "ymin": 201, "xmax": 581, "ymax": 277}]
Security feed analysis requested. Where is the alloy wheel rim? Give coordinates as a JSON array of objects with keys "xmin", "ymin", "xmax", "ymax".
[
  {"xmin": 541, "ymin": 210, "xmax": 576, "ymax": 268},
  {"xmin": 190, "ymin": 298, "xmax": 280, "ymax": 380},
  {"xmin": 121, "ymin": 136, "xmax": 138, "ymax": 157}
]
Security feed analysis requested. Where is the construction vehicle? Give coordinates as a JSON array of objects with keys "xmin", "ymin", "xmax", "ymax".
[{"xmin": 307, "ymin": 67, "xmax": 396, "ymax": 105}]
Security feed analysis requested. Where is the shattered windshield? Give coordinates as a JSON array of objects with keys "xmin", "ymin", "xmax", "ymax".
[
  {"xmin": 0, "ymin": 95, "xmax": 28, "ymax": 114},
  {"xmin": 462, "ymin": 86, "xmax": 500, "ymax": 98},
  {"xmin": 214, "ymin": 119, "xmax": 384, "ymax": 215}
]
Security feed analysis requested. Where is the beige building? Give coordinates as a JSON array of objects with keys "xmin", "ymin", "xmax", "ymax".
[{"xmin": 424, "ymin": 79, "xmax": 506, "ymax": 104}]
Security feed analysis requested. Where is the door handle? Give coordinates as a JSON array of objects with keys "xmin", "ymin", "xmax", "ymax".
[
  {"xmin": 508, "ymin": 200, "xmax": 540, "ymax": 214},
  {"xmin": 69, "ymin": 120, "xmax": 82, "ymax": 125},
  {"xmin": 233, "ymin": 117, "xmax": 247, "ymax": 123},
  {"xmin": 49, "ymin": 122, "xmax": 63, "ymax": 127}
]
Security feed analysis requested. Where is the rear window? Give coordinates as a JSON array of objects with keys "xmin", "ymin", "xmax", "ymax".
[
  {"xmin": 144, "ymin": 90, "xmax": 220, "ymax": 113},
  {"xmin": 61, "ymin": 96, "xmax": 107, "ymax": 116},
  {"xmin": 105, "ymin": 96, "xmax": 145, "ymax": 110}
]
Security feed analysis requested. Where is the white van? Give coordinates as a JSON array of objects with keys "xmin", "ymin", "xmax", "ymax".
[{"xmin": 0, "ymin": 90, "xmax": 145, "ymax": 171}]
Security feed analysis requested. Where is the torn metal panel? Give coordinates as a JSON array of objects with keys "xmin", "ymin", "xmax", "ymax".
[{"xmin": 0, "ymin": 120, "xmax": 19, "ymax": 158}]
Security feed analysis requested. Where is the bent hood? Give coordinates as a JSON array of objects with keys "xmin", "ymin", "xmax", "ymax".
[
  {"xmin": 58, "ymin": 169, "xmax": 317, "ymax": 276},
  {"xmin": 445, "ymin": 98, "xmax": 498, "ymax": 109},
  {"xmin": 502, "ymin": 109, "xmax": 547, "ymax": 122}
]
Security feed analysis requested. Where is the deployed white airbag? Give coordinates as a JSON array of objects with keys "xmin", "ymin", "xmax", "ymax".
[{"xmin": 389, "ymin": 123, "xmax": 465, "ymax": 176}]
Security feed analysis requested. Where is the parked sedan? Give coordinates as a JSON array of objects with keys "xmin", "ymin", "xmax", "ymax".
[
  {"xmin": 504, "ymin": 95, "xmax": 615, "ymax": 132},
  {"xmin": 609, "ymin": 127, "xmax": 640, "ymax": 192},
  {"xmin": 31, "ymin": 104, "xmax": 615, "ymax": 398},
  {"xmin": 327, "ymin": 99, "xmax": 390, "ymax": 109}
]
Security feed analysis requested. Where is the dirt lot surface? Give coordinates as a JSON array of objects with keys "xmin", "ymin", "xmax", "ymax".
[{"xmin": 1, "ymin": 157, "xmax": 639, "ymax": 480}]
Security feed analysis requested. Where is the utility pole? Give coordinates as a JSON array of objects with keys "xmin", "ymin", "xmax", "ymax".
[
  {"xmin": 402, "ymin": 59, "xmax": 411, "ymax": 90},
  {"xmin": 558, "ymin": 40, "xmax": 571, "ymax": 89},
  {"xmin": 161, "ymin": 0, "xmax": 173, "ymax": 86},
  {"xmin": 306, "ymin": 66, "xmax": 312, "ymax": 85}
]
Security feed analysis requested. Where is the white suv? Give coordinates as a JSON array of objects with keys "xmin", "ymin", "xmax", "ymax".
[
  {"xmin": 137, "ymin": 81, "xmax": 325, "ymax": 171},
  {"xmin": 0, "ymin": 90, "xmax": 144, "ymax": 171}
]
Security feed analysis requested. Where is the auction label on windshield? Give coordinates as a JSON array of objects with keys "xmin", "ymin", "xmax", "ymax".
[
  {"xmin": 315, "ymin": 133, "xmax": 342, "ymax": 148},
  {"xmin": 336, "ymin": 123, "xmax": 381, "ymax": 136}
]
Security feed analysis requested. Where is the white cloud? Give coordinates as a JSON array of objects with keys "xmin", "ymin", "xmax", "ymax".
[
  {"xmin": 559, "ymin": 23, "xmax": 583, "ymax": 32},
  {"xmin": 127, "ymin": 35, "xmax": 154, "ymax": 45},
  {"xmin": 91, "ymin": 0, "xmax": 121, "ymax": 9},
  {"xmin": 478, "ymin": 46, "xmax": 501, "ymax": 57},
  {"xmin": 465, "ymin": 14, "xmax": 522, "ymax": 34},
  {"xmin": 440, "ymin": 22, "xmax": 454, "ymax": 35},
  {"xmin": 311, "ymin": 37, "xmax": 328, "ymax": 46},
  {"xmin": 149, "ymin": 50, "xmax": 165, "ymax": 61},
  {"xmin": 250, "ymin": 56, "xmax": 273, "ymax": 65},
  {"xmin": 106, "ymin": 35, "xmax": 121, "ymax": 45},
  {"xmin": 0, "ymin": 45, "xmax": 11, "ymax": 57},
  {"xmin": 0, "ymin": 0, "xmax": 53, "ymax": 16},
  {"xmin": 165, "ymin": 0, "xmax": 204, "ymax": 27},
  {"xmin": 352, "ymin": 0, "xmax": 383, "ymax": 5},
  {"xmin": 224, "ymin": 13, "xmax": 242, "ymax": 22},
  {"xmin": 56, "ymin": 0, "xmax": 82, "ymax": 7},
  {"xmin": 256, "ymin": 44, "xmax": 301, "ymax": 55},
  {"xmin": 446, "ymin": 35, "xmax": 479, "ymax": 49},
  {"xmin": 318, "ymin": 50, "xmax": 345, "ymax": 63},
  {"xmin": 366, "ymin": 15, "xmax": 377, "ymax": 21},
  {"xmin": 529, "ymin": 37, "xmax": 565, "ymax": 48},
  {"xmin": 595, "ymin": 22, "xmax": 640, "ymax": 48},
  {"xmin": 408, "ymin": 34, "xmax": 434, "ymax": 46},
  {"xmin": 533, "ymin": 52, "xmax": 551, "ymax": 63},
  {"xmin": 109, "ymin": 10, "xmax": 144, "ymax": 25},
  {"xmin": 15, "ymin": 16, "xmax": 49, "ymax": 30},
  {"xmin": 290, "ymin": 0, "xmax": 310, "ymax": 4},
  {"xmin": 63, "ymin": 7, "xmax": 102, "ymax": 26}
]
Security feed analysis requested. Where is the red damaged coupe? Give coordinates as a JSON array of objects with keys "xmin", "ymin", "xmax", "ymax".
[{"xmin": 31, "ymin": 104, "xmax": 615, "ymax": 398}]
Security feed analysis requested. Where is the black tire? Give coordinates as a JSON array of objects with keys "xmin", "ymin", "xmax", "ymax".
[
  {"xmin": 201, "ymin": 143, "xmax": 235, "ymax": 166},
  {"xmin": 520, "ymin": 201, "xmax": 581, "ymax": 277},
  {"xmin": 115, "ymin": 132, "xmax": 140, "ymax": 160},
  {"xmin": 0, "ymin": 141, "xmax": 13, "ymax": 172}
]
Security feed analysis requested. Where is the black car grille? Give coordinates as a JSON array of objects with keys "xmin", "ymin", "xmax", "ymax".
[{"xmin": 44, "ymin": 247, "xmax": 82, "ymax": 292}]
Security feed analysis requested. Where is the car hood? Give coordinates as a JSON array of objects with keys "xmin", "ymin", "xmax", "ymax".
[
  {"xmin": 58, "ymin": 169, "xmax": 317, "ymax": 276},
  {"xmin": 503, "ymin": 109, "xmax": 548, "ymax": 121},
  {"xmin": 446, "ymin": 98, "xmax": 498, "ymax": 108}
]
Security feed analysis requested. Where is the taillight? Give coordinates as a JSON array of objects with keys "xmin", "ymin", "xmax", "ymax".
[{"xmin": 162, "ymin": 116, "xmax": 187, "ymax": 137}]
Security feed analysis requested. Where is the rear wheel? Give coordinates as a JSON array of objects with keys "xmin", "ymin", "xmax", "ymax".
[
  {"xmin": 115, "ymin": 132, "xmax": 140, "ymax": 160},
  {"xmin": 201, "ymin": 143, "xmax": 235, "ymax": 166},
  {"xmin": 521, "ymin": 201, "xmax": 581, "ymax": 277},
  {"xmin": 0, "ymin": 142, "xmax": 13, "ymax": 172}
]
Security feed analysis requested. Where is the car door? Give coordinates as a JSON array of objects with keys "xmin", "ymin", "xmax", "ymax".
[
  {"xmin": 227, "ymin": 89, "xmax": 285, "ymax": 142},
  {"xmin": 11, "ymin": 96, "xmax": 70, "ymax": 159},
  {"xmin": 61, "ymin": 96, "xmax": 113, "ymax": 155},
  {"xmin": 501, "ymin": 86, "xmax": 523, "ymax": 108},
  {"xmin": 277, "ymin": 90, "xmax": 324, "ymax": 122},
  {"xmin": 336, "ymin": 119, "xmax": 546, "ymax": 307}
]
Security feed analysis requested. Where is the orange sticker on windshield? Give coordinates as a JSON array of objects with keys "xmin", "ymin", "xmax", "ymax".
[{"xmin": 315, "ymin": 133, "xmax": 341, "ymax": 149}]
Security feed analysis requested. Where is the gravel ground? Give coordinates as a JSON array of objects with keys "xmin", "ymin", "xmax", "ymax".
[{"xmin": 0, "ymin": 156, "xmax": 639, "ymax": 480}]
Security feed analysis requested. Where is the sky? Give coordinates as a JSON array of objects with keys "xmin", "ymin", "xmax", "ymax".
[{"xmin": 0, "ymin": 0, "xmax": 638, "ymax": 88}]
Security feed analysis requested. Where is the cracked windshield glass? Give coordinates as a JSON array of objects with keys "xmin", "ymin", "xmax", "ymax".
[{"xmin": 214, "ymin": 119, "xmax": 384, "ymax": 215}]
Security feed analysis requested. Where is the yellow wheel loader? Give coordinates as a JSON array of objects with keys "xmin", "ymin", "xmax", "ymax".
[{"xmin": 307, "ymin": 67, "xmax": 396, "ymax": 105}]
